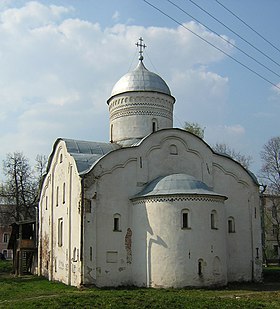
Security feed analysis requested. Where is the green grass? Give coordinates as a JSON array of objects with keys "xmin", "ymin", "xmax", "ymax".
[
  {"xmin": 263, "ymin": 266, "xmax": 280, "ymax": 282},
  {"xmin": 0, "ymin": 267, "xmax": 280, "ymax": 308}
]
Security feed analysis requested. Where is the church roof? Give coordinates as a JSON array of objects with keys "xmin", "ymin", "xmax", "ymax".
[
  {"xmin": 132, "ymin": 173, "xmax": 227, "ymax": 199},
  {"xmin": 63, "ymin": 139, "xmax": 120, "ymax": 174},
  {"xmin": 109, "ymin": 60, "xmax": 171, "ymax": 98},
  {"xmin": 48, "ymin": 138, "xmax": 120, "ymax": 175}
]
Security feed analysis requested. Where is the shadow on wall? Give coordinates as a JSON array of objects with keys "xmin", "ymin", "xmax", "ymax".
[{"xmin": 148, "ymin": 235, "xmax": 168, "ymax": 287}]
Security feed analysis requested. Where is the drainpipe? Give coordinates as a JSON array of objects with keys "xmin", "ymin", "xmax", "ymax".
[
  {"xmin": 50, "ymin": 168, "xmax": 55, "ymax": 281},
  {"xmin": 35, "ymin": 204, "xmax": 39, "ymax": 275},
  {"xmin": 80, "ymin": 176, "xmax": 85, "ymax": 286},
  {"xmin": 259, "ymin": 187, "xmax": 266, "ymax": 266},
  {"xmin": 38, "ymin": 201, "xmax": 42, "ymax": 275},
  {"xmin": 248, "ymin": 195, "xmax": 254, "ymax": 282},
  {"xmin": 68, "ymin": 165, "xmax": 73, "ymax": 285}
]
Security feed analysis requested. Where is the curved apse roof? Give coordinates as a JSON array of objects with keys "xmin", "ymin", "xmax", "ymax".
[
  {"xmin": 110, "ymin": 61, "xmax": 171, "ymax": 98},
  {"xmin": 133, "ymin": 173, "xmax": 227, "ymax": 199}
]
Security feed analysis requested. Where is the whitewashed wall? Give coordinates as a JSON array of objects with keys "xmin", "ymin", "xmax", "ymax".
[
  {"xmin": 38, "ymin": 140, "xmax": 82, "ymax": 286},
  {"xmin": 108, "ymin": 91, "xmax": 174, "ymax": 144},
  {"xmin": 83, "ymin": 129, "xmax": 262, "ymax": 287}
]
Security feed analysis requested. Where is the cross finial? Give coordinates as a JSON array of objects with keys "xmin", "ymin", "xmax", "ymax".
[{"xmin": 136, "ymin": 37, "xmax": 146, "ymax": 61}]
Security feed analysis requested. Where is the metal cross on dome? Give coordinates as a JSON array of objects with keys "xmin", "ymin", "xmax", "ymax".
[{"xmin": 136, "ymin": 37, "xmax": 147, "ymax": 61}]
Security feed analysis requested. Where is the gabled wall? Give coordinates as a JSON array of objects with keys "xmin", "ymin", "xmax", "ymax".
[
  {"xmin": 38, "ymin": 140, "xmax": 82, "ymax": 286},
  {"xmin": 212, "ymin": 157, "xmax": 262, "ymax": 282}
]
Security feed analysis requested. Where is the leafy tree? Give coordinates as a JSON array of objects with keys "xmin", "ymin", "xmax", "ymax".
[
  {"xmin": 183, "ymin": 122, "xmax": 205, "ymax": 139},
  {"xmin": 0, "ymin": 152, "xmax": 47, "ymax": 223},
  {"xmin": 212, "ymin": 143, "xmax": 253, "ymax": 169}
]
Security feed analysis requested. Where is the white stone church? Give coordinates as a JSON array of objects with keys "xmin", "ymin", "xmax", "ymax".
[{"xmin": 38, "ymin": 39, "xmax": 262, "ymax": 288}]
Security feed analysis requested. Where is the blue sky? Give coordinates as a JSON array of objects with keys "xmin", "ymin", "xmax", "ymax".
[{"xmin": 0, "ymin": 0, "xmax": 279, "ymax": 178}]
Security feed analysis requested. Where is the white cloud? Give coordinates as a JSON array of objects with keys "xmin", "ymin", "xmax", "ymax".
[
  {"xmin": 224, "ymin": 124, "xmax": 245, "ymax": 135},
  {"xmin": 0, "ymin": 0, "xmax": 14, "ymax": 10},
  {"xmin": 269, "ymin": 83, "xmax": 280, "ymax": 105},
  {"xmin": 48, "ymin": 92, "xmax": 80, "ymax": 106},
  {"xmin": 253, "ymin": 111, "xmax": 275, "ymax": 119},
  {"xmin": 0, "ymin": 1, "xmax": 72, "ymax": 31},
  {"xmin": 112, "ymin": 10, "xmax": 120, "ymax": 22},
  {"xmin": 209, "ymin": 124, "xmax": 245, "ymax": 138},
  {"xmin": 172, "ymin": 67, "xmax": 229, "ymax": 127},
  {"xmin": 205, "ymin": 124, "xmax": 246, "ymax": 150},
  {"xmin": 0, "ymin": 1, "xmax": 234, "ymax": 168}
]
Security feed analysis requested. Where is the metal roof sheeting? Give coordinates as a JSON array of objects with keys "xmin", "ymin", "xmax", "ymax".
[
  {"xmin": 133, "ymin": 173, "xmax": 227, "ymax": 199},
  {"xmin": 110, "ymin": 61, "xmax": 171, "ymax": 97},
  {"xmin": 63, "ymin": 139, "xmax": 120, "ymax": 174}
]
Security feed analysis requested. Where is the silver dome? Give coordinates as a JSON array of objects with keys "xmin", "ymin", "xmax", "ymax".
[
  {"xmin": 110, "ymin": 61, "xmax": 171, "ymax": 97},
  {"xmin": 133, "ymin": 174, "xmax": 227, "ymax": 198}
]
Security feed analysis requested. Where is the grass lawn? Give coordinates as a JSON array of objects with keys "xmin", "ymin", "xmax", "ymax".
[
  {"xmin": 0, "ymin": 261, "xmax": 280, "ymax": 308},
  {"xmin": 263, "ymin": 266, "xmax": 280, "ymax": 282}
]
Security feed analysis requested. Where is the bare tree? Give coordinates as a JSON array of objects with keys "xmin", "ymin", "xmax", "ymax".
[
  {"xmin": 267, "ymin": 196, "xmax": 280, "ymax": 253},
  {"xmin": 183, "ymin": 122, "xmax": 252, "ymax": 169},
  {"xmin": 0, "ymin": 152, "xmax": 47, "ymax": 223},
  {"xmin": 183, "ymin": 122, "xmax": 205, "ymax": 139},
  {"xmin": 260, "ymin": 137, "xmax": 280, "ymax": 263},
  {"xmin": 0, "ymin": 203, "xmax": 15, "ymax": 225},
  {"xmin": 35, "ymin": 154, "xmax": 48, "ymax": 183},
  {"xmin": 260, "ymin": 136, "xmax": 280, "ymax": 194},
  {"xmin": 212, "ymin": 143, "xmax": 253, "ymax": 169}
]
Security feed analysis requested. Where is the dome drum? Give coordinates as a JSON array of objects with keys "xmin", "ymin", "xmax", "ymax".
[
  {"xmin": 108, "ymin": 94, "xmax": 174, "ymax": 113},
  {"xmin": 110, "ymin": 111, "xmax": 173, "ymax": 144},
  {"xmin": 110, "ymin": 108, "xmax": 173, "ymax": 122},
  {"xmin": 109, "ymin": 94, "xmax": 174, "ymax": 122}
]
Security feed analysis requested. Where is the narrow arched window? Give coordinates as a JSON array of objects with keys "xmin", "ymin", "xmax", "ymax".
[
  {"xmin": 228, "ymin": 217, "xmax": 235, "ymax": 233},
  {"xmin": 213, "ymin": 256, "xmax": 221, "ymax": 275},
  {"xmin": 73, "ymin": 247, "xmax": 77, "ymax": 262},
  {"xmin": 3, "ymin": 250, "xmax": 7, "ymax": 259},
  {"xmin": 90, "ymin": 246, "xmax": 93, "ymax": 261},
  {"xmin": 60, "ymin": 153, "xmax": 63, "ymax": 163},
  {"xmin": 58, "ymin": 218, "xmax": 63, "ymax": 247},
  {"xmin": 139, "ymin": 157, "xmax": 143, "ymax": 168},
  {"xmin": 198, "ymin": 259, "xmax": 203, "ymax": 276},
  {"xmin": 113, "ymin": 213, "xmax": 121, "ymax": 232},
  {"xmin": 181, "ymin": 209, "xmax": 190, "ymax": 229},
  {"xmin": 56, "ymin": 186, "xmax": 59, "ymax": 207},
  {"xmin": 3, "ymin": 233, "xmax": 9, "ymax": 243},
  {"xmin": 211, "ymin": 210, "xmax": 218, "ymax": 229},
  {"xmin": 110, "ymin": 124, "xmax": 113, "ymax": 142},
  {"xmin": 169, "ymin": 144, "xmax": 178, "ymax": 155},
  {"xmin": 152, "ymin": 119, "xmax": 158, "ymax": 133},
  {"xmin": 62, "ymin": 183, "xmax": 66, "ymax": 204},
  {"xmin": 256, "ymin": 247, "xmax": 259, "ymax": 259}
]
